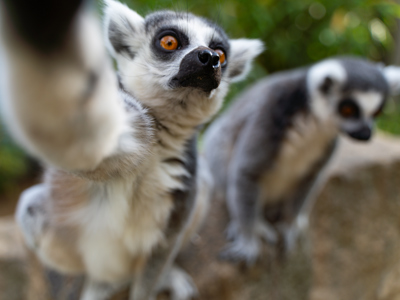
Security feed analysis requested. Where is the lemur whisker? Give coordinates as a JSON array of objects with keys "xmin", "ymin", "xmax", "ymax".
[{"xmin": 210, "ymin": 1, "xmax": 222, "ymax": 44}]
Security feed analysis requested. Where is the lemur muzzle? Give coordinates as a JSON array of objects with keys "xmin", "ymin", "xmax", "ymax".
[{"xmin": 170, "ymin": 46, "xmax": 222, "ymax": 93}]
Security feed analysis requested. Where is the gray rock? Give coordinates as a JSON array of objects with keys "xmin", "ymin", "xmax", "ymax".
[{"xmin": 178, "ymin": 134, "xmax": 400, "ymax": 300}]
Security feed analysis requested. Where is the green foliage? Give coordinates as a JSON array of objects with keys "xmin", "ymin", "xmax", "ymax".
[
  {"xmin": 125, "ymin": 0, "xmax": 399, "ymax": 71},
  {"xmin": 0, "ymin": 125, "xmax": 28, "ymax": 192},
  {"xmin": 376, "ymin": 98, "xmax": 400, "ymax": 135},
  {"xmin": 124, "ymin": 0, "xmax": 400, "ymax": 132},
  {"xmin": 1, "ymin": 0, "xmax": 400, "ymax": 189}
]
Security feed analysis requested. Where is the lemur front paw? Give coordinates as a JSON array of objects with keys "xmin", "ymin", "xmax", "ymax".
[
  {"xmin": 226, "ymin": 220, "xmax": 278, "ymax": 244},
  {"xmin": 255, "ymin": 220, "xmax": 279, "ymax": 245},
  {"xmin": 158, "ymin": 266, "xmax": 198, "ymax": 300},
  {"xmin": 221, "ymin": 220, "xmax": 278, "ymax": 264},
  {"xmin": 277, "ymin": 221, "xmax": 305, "ymax": 253},
  {"xmin": 219, "ymin": 235, "xmax": 261, "ymax": 265}
]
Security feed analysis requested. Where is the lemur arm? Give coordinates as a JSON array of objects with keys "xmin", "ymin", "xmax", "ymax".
[
  {"xmin": 226, "ymin": 112, "xmax": 281, "ymax": 235},
  {"xmin": 221, "ymin": 96, "xmax": 288, "ymax": 263},
  {"xmin": 0, "ymin": 0, "xmax": 147, "ymax": 172}
]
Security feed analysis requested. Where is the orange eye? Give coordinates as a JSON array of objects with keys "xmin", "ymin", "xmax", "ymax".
[
  {"xmin": 215, "ymin": 49, "xmax": 226, "ymax": 65},
  {"xmin": 340, "ymin": 105, "xmax": 354, "ymax": 117},
  {"xmin": 160, "ymin": 35, "xmax": 178, "ymax": 50}
]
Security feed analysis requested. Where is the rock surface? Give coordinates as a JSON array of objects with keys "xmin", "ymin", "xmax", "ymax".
[
  {"xmin": 179, "ymin": 134, "xmax": 400, "ymax": 300},
  {"xmin": 2, "ymin": 134, "xmax": 400, "ymax": 299}
]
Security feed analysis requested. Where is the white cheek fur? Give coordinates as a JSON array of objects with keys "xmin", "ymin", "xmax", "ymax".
[{"xmin": 352, "ymin": 91, "xmax": 383, "ymax": 117}]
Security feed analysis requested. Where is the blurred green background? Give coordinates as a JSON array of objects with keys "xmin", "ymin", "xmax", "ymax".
[{"xmin": 1, "ymin": 0, "xmax": 400, "ymax": 192}]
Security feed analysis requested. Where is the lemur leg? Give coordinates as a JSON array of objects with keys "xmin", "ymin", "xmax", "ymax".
[
  {"xmin": 279, "ymin": 142, "xmax": 336, "ymax": 253},
  {"xmin": 154, "ymin": 157, "xmax": 211, "ymax": 300},
  {"xmin": 129, "ymin": 196, "xmax": 194, "ymax": 300},
  {"xmin": 80, "ymin": 279, "xmax": 129, "ymax": 300},
  {"xmin": 130, "ymin": 203, "xmax": 197, "ymax": 300},
  {"xmin": 157, "ymin": 265, "xmax": 198, "ymax": 300},
  {"xmin": 130, "ymin": 154, "xmax": 206, "ymax": 300},
  {"xmin": 129, "ymin": 244, "xmax": 178, "ymax": 300},
  {"xmin": 181, "ymin": 156, "xmax": 212, "ymax": 246},
  {"xmin": 15, "ymin": 184, "xmax": 49, "ymax": 250},
  {"xmin": 220, "ymin": 171, "xmax": 278, "ymax": 264},
  {"xmin": 279, "ymin": 176, "xmax": 327, "ymax": 253}
]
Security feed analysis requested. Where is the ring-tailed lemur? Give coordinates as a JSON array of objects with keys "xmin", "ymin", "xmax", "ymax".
[
  {"xmin": 204, "ymin": 57, "xmax": 400, "ymax": 264},
  {"xmin": 0, "ymin": 0, "xmax": 263, "ymax": 299}
]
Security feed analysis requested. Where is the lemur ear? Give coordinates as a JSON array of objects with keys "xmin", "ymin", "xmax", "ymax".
[
  {"xmin": 307, "ymin": 59, "xmax": 347, "ymax": 95},
  {"xmin": 383, "ymin": 66, "xmax": 400, "ymax": 95},
  {"xmin": 227, "ymin": 39, "xmax": 264, "ymax": 82},
  {"xmin": 103, "ymin": 0, "xmax": 144, "ymax": 60}
]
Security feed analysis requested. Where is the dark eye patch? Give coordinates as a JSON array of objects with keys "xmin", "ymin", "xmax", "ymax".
[
  {"xmin": 151, "ymin": 27, "xmax": 189, "ymax": 61},
  {"xmin": 338, "ymin": 99, "xmax": 360, "ymax": 119},
  {"xmin": 209, "ymin": 40, "xmax": 229, "ymax": 69}
]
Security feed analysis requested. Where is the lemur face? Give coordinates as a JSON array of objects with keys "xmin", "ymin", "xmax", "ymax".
[
  {"xmin": 307, "ymin": 58, "xmax": 392, "ymax": 141},
  {"xmin": 335, "ymin": 90, "xmax": 384, "ymax": 141},
  {"xmin": 104, "ymin": 1, "xmax": 263, "ymax": 110},
  {"xmin": 147, "ymin": 11, "xmax": 228, "ymax": 93}
]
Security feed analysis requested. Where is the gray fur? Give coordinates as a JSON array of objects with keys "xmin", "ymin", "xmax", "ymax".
[
  {"xmin": 339, "ymin": 57, "xmax": 389, "ymax": 94},
  {"xmin": 204, "ymin": 57, "xmax": 394, "ymax": 264},
  {"xmin": 1, "ymin": 0, "xmax": 263, "ymax": 299},
  {"xmin": 108, "ymin": 20, "xmax": 136, "ymax": 59}
]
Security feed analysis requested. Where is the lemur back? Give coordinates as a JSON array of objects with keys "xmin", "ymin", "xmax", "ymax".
[
  {"xmin": 204, "ymin": 57, "xmax": 400, "ymax": 264},
  {"xmin": 0, "ymin": 0, "xmax": 263, "ymax": 299}
]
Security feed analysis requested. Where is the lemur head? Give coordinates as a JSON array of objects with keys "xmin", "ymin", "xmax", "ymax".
[
  {"xmin": 307, "ymin": 57, "xmax": 400, "ymax": 141},
  {"xmin": 103, "ymin": 0, "xmax": 263, "ymax": 121}
]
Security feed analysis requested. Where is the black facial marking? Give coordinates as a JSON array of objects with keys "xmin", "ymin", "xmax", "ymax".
[
  {"xmin": 209, "ymin": 40, "xmax": 230, "ymax": 72},
  {"xmin": 320, "ymin": 76, "xmax": 334, "ymax": 94},
  {"xmin": 338, "ymin": 98, "xmax": 361, "ymax": 119},
  {"xmin": 108, "ymin": 20, "xmax": 135, "ymax": 59},
  {"xmin": 3, "ymin": 0, "xmax": 83, "ymax": 53},
  {"xmin": 151, "ymin": 27, "xmax": 189, "ymax": 61},
  {"xmin": 169, "ymin": 46, "xmax": 222, "ymax": 93}
]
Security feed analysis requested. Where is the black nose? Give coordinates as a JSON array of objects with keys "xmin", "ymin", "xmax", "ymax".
[
  {"xmin": 348, "ymin": 126, "xmax": 372, "ymax": 141},
  {"xmin": 198, "ymin": 49, "xmax": 220, "ymax": 69}
]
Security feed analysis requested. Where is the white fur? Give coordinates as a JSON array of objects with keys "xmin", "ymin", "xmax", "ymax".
[
  {"xmin": 157, "ymin": 266, "xmax": 198, "ymax": 300},
  {"xmin": 228, "ymin": 39, "xmax": 265, "ymax": 82},
  {"xmin": 4, "ymin": 2, "xmax": 262, "ymax": 299},
  {"xmin": 103, "ymin": 0, "xmax": 145, "ymax": 58},
  {"xmin": 383, "ymin": 65, "xmax": 400, "ymax": 95},
  {"xmin": 1, "ymin": 12, "xmax": 126, "ymax": 171},
  {"xmin": 307, "ymin": 59, "xmax": 347, "ymax": 120},
  {"xmin": 353, "ymin": 90, "xmax": 383, "ymax": 117}
]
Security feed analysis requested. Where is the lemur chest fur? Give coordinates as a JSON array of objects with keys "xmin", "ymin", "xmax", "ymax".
[
  {"xmin": 75, "ymin": 129, "xmax": 192, "ymax": 273},
  {"xmin": 259, "ymin": 113, "xmax": 337, "ymax": 203}
]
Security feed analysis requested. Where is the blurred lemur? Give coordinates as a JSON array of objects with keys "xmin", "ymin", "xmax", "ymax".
[
  {"xmin": 204, "ymin": 57, "xmax": 400, "ymax": 264},
  {"xmin": 0, "ymin": 0, "xmax": 263, "ymax": 299}
]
